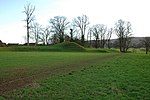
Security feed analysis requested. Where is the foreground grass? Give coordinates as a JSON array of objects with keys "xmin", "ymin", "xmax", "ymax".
[
  {"xmin": 0, "ymin": 52, "xmax": 117, "ymax": 95},
  {"xmin": 0, "ymin": 52, "xmax": 112, "ymax": 83},
  {"xmin": 0, "ymin": 53, "xmax": 150, "ymax": 99}
]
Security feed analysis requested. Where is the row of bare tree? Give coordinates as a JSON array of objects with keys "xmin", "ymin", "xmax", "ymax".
[
  {"xmin": 23, "ymin": 3, "xmax": 150, "ymax": 53},
  {"xmin": 88, "ymin": 24, "xmax": 112, "ymax": 48},
  {"xmin": 23, "ymin": 4, "xmax": 91, "ymax": 45}
]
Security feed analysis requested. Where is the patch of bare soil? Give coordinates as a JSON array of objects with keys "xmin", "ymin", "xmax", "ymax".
[{"xmin": 0, "ymin": 54, "xmax": 120, "ymax": 94}]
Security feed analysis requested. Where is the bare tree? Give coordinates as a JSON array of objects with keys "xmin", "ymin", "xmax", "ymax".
[
  {"xmin": 51, "ymin": 33, "xmax": 59, "ymax": 44},
  {"xmin": 142, "ymin": 37, "xmax": 150, "ymax": 54},
  {"xmin": 90, "ymin": 25, "xmax": 100, "ymax": 48},
  {"xmin": 73, "ymin": 15, "xmax": 90, "ymax": 44},
  {"xmin": 115, "ymin": 19, "xmax": 125, "ymax": 52},
  {"xmin": 44, "ymin": 26, "xmax": 51, "ymax": 45},
  {"xmin": 99, "ymin": 24, "xmax": 107, "ymax": 48},
  {"xmin": 115, "ymin": 19, "xmax": 132, "ymax": 52},
  {"xmin": 23, "ymin": 3, "xmax": 35, "ymax": 46},
  {"xmin": 88, "ymin": 24, "xmax": 107, "ymax": 48},
  {"xmin": 40, "ymin": 26, "xmax": 51, "ymax": 45},
  {"xmin": 124, "ymin": 22, "xmax": 132, "ymax": 51},
  {"xmin": 87, "ymin": 27, "xmax": 93, "ymax": 47},
  {"xmin": 106, "ymin": 28, "xmax": 113, "ymax": 49},
  {"xmin": 30, "ymin": 22, "xmax": 42, "ymax": 45},
  {"xmin": 39, "ymin": 32, "xmax": 45, "ymax": 45},
  {"xmin": 30, "ymin": 24, "xmax": 51, "ymax": 45},
  {"xmin": 49, "ymin": 16, "xmax": 69, "ymax": 43}
]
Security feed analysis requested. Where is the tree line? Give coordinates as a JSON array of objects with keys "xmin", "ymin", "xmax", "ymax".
[{"xmin": 23, "ymin": 3, "xmax": 150, "ymax": 53}]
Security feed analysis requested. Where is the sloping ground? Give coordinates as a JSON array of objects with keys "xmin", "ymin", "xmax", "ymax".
[
  {"xmin": 0, "ymin": 53, "xmax": 119, "ymax": 94},
  {"xmin": 0, "ymin": 42, "xmax": 86, "ymax": 52},
  {"xmin": 0, "ymin": 42, "xmax": 119, "ymax": 53},
  {"xmin": 1, "ymin": 53, "xmax": 150, "ymax": 99},
  {"xmin": 86, "ymin": 48, "xmax": 119, "ymax": 53},
  {"xmin": 50, "ymin": 42, "xmax": 86, "ymax": 52}
]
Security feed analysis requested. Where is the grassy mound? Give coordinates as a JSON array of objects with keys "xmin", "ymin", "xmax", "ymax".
[
  {"xmin": 50, "ymin": 42, "xmax": 86, "ymax": 52},
  {"xmin": 0, "ymin": 42, "xmax": 86, "ymax": 52},
  {"xmin": 0, "ymin": 42, "xmax": 119, "ymax": 53}
]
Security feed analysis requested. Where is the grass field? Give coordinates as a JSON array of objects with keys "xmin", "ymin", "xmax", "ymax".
[{"xmin": 0, "ymin": 43, "xmax": 150, "ymax": 99}]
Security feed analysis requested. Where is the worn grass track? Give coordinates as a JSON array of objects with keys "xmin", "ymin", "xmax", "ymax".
[
  {"xmin": 0, "ymin": 52, "xmax": 119, "ymax": 94},
  {"xmin": 1, "ymin": 53, "xmax": 149, "ymax": 99}
]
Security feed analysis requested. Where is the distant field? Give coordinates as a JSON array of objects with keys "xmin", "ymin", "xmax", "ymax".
[{"xmin": 0, "ymin": 51, "xmax": 149, "ymax": 99}]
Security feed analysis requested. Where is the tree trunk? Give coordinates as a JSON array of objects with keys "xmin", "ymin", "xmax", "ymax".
[
  {"xmin": 60, "ymin": 37, "xmax": 64, "ymax": 43},
  {"xmin": 95, "ymin": 38, "xmax": 98, "ymax": 48},
  {"xmin": 107, "ymin": 40, "xmax": 111, "ymax": 49},
  {"xmin": 27, "ymin": 23, "xmax": 29, "ymax": 46},
  {"xmin": 81, "ymin": 35, "xmax": 84, "ymax": 44},
  {"xmin": 60, "ymin": 31, "xmax": 64, "ymax": 43},
  {"xmin": 119, "ymin": 38, "xmax": 122, "ymax": 52},
  {"xmin": 146, "ymin": 46, "xmax": 148, "ymax": 54},
  {"xmin": 90, "ymin": 33, "xmax": 92, "ymax": 47}
]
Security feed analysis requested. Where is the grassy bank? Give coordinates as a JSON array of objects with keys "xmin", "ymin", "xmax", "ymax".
[{"xmin": 0, "ymin": 42, "xmax": 119, "ymax": 53}]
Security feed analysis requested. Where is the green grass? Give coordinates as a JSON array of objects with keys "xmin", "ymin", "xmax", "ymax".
[
  {"xmin": 0, "ymin": 42, "xmax": 119, "ymax": 53},
  {"xmin": 0, "ymin": 52, "xmax": 113, "ymax": 83},
  {"xmin": 50, "ymin": 42, "xmax": 86, "ymax": 52},
  {"xmin": 86, "ymin": 48, "xmax": 119, "ymax": 53},
  {"xmin": 0, "ymin": 52, "xmax": 150, "ymax": 99},
  {"xmin": 0, "ymin": 42, "xmax": 86, "ymax": 52},
  {"xmin": 128, "ymin": 48, "xmax": 148, "ymax": 53}
]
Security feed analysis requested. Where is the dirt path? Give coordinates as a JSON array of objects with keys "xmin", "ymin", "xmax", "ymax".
[{"xmin": 0, "ymin": 53, "xmax": 121, "ymax": 94}]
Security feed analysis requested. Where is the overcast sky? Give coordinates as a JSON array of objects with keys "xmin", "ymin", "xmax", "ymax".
[{"xmin": 0, "ymin": 0, "xmax": 150, "ymax": 43}]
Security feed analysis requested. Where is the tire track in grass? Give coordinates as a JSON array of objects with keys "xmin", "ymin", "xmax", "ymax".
[{"xmin": 0, "ymin": 53, "xmax": 121, "ymax": 94}]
